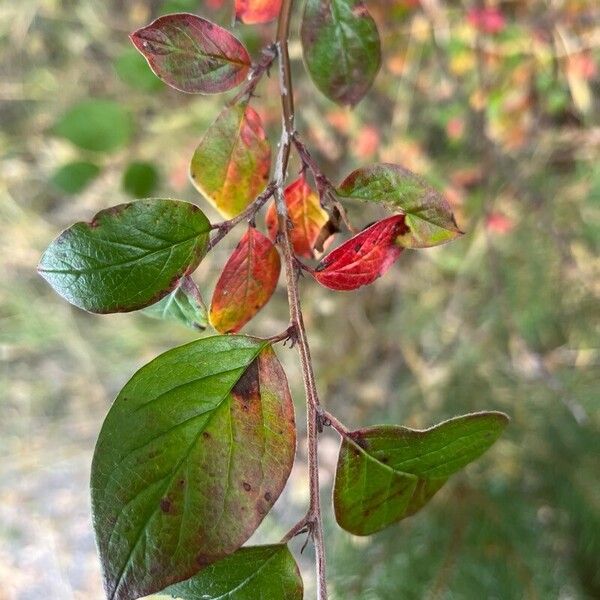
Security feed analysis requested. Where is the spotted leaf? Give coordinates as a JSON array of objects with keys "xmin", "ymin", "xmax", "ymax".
[
  {"xmin": 337, "ymin": 163, "xmax": 463, "ymax": 247},
  {"xmin": 91, "ymin": 335, "xmax": 296, "ymax": 600},
  {"xmin": 312, "ymin": 215, "xmax": 407, "ymax": 291},
  {"xmin": 334, "ymin": 412, "xmax": 509, "ymax": 536}
]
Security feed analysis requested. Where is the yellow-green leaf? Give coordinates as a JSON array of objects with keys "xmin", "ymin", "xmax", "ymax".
[{"xmin": 190, "ymin": 104, "xmax": 271, "ymax": 218}]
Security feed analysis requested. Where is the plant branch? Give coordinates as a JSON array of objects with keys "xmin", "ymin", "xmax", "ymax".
[
  {"xmin": 292, "ymin": 134, "xmax": 356, "ymax": 246},
  {"xmin": 228, "ymin": 43, "xmax": 277, "ymax": 106},
  {"xmin": 321, "ymin": 409, "xmax": 351, "ymax": 438},
  {"xmin": 274, "ymin": 1, "xmax": 328, "ymax": 598},
  {"xmin": 207, "ymin": 183, "xmax": 276, "ymax": 250}
]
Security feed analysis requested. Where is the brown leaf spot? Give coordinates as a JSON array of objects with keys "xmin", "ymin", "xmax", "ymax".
[
  {"xmin": 243, "ymin": 482, "xmax": 252, "ymax": 492},
  {"xmin": 264, "ymin": 491, "xmax": 272, "ymax": 502},
  {"xmin": 231, "ymin": 358, "xmax": 259, "ymax": 400},
  {"xmin": 160, "ymin": 497, "xmax": 172, "ymax": 513},
  {"xmin": 196, "ymin": 553, "xmax": 211, "ymax": 568}
]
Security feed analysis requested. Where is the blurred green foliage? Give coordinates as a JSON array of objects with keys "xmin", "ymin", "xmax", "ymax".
[
  {"xmin": 122, "ymin": 160, "xmax": 160, "ymax": 196},
  {"xmin": 51, "ymin": 160, "xmax": 101, "ymax": 194},
  {"xmin": 0, "ymin": 0, "xmax": 598, "ymax": 599},
  {"xmin": 53, "ymin": 99, "xmax": 133, "ymax": 152}
]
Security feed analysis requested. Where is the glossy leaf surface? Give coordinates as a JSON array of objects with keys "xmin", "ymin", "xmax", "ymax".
[
  {"xmin": 210, "ymin": 227, "xmax": 280, "ymax": 333},
  {"xmin": 265, "ymin": 175, "xmax": 329, "ymax": 259},
  {"xmin": 312, "ymin": 215, "xmax": 407, "ymax": 291},
  {"xmin": 91, "ymin": 336, "xmax": 296, "ymax": 600},
  {"xmin": 161, "ymin": 544, "xmax": 303, "ymax": 599},
  {"xmin": 334, "ymin": 412, "xmax": 509, "ymax": 535},
  {"xmin": 191, "ymin": 104, "xmax": 271, "ymax": 218},
  {"xmin": 142, "ymin": 277, "xmax": 208, "ymax": 330},
  {"xmin": 337, "ymin": 163, "xmax": 463, "ymax": 248},
  {"xmin": 301, "ymin": 0, "xmax": 381, "ymax": 106},
  {"xmin": 38, "ymin": 199, "xmax": 210, "ymax": 313},
  {"xmin": 235, "ymin": 0, "xmax": 282, "ymax": 24},
  {"xmin": 130, "ymin": 14, "xmax": 250, "ymax": 94}
]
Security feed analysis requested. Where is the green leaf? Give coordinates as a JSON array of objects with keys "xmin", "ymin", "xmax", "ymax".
[
  {"xmin": 301, "ymin": 0, "xmax": 381, "ymax": 106},
  {"xmin": 38, "ymin": 199, "xmax": 210, "ymax": 313},
  {"xmin": 91, "ymin": 335, "xmax": 296, "ymax": 600},
  {"xmin": 130, "ymin": 14, "xmax": 251, "ymax": 95},
  {"xmin": 160, "ymin": 0, "xmax": 201, "ymax": 15},
  {"xmin": 53, "ymin": 99, "xmax": 133, "ymax": 153},
  {"xmin": 142, "ymin": 276, "xmax": 208, "ymax": 330},
  {"xmin": 190, "ymin": 103, "xmax": 271, "ymax": 218},
  {"xmin": 50, "ymin": 160, "xmax": 101, "ymax": 194},
  {"xmin": 122, "ymin": 161, "xmax": 160, "ymax": 197},
  {"xmin": 115, "ymin": 48, "xmax": 165, "ymax": 92},
  {"xmin": 336, "ymin": 163, "xmax": 463, "ymax": 248},
  {"xmin": 159, "ymin": 544, "xmax": 303, "ymax": 599},
  {"xmin": 334, "ymin": 412, "xmax": 509, "ymax": 536}
]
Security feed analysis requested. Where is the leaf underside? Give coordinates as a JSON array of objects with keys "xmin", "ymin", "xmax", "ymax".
[
  {"xmin": 130, "ymin": 13, "xmax": 250, "ymax": 94},
  {"xmin": 190, "ymin": 103, "xmax": 271, "ymax": 218},
  {"xmin": 334, "ymin": 412, "xmax": 509, "ymax": 535},
  {"xmin": 38, "ymin": 199, "xmax": 211, "ymax": 314},
  {"xmin": 142, "ymin": 276, "xmax": 208, "ymax": 330},
  {"xmin": 301, "ymin": 0, "xmax": 381, "ymax": 106},
  {"xmin": 160, "ymin": 544, "xmax": 303, "ymax": 599},
  {"xmin": 91, "ymin": 335, "xmax": 296, "ymax": 600},
  {"xmin": 337, "ymin": 163, "xmax": 463, "ymax": 248}
]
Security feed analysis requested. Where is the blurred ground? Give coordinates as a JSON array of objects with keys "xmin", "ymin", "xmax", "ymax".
[{"xmin": 1, "ymin": 1, "xmax": 599, "ymax": 599}]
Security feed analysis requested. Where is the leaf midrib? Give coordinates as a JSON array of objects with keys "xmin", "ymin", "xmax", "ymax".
[
  {"xmin": 108, "ymin": 341, "xmax": 268, "ymax": 600},
  {"xmin": 40, "ymin": 230, "xmax": 207, "ymax": 276}
]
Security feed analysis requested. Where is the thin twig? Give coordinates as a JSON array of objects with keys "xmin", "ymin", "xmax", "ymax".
[
  {"xmin": 281, "ymin": 513, "xmax": 311, "ymax": 543},
  {"xmin": 266, "ymin": 324, "xmax": 298, "ymax": 346},
  {"xmin": 274, "ymin": 1, "xmax": 328, "ymax": 598},
  {"xmin": 207, "ymin": 183, "xmax": 276, "ymax": 250},
  {"xmin": 228, "ymin": 43, "xmax": 277, "ymax": 107},
  {"xmin": 321, "ymin": 409, "xmax": 351, "ymax": 438},
  {"xmin": 292, "ymin": 134, "xmax": 356, "ymax": 238}
]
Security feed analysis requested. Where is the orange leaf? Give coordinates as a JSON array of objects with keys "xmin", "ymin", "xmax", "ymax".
[
  {"xmin": 265, "ymin": 175, "xmax": 329, "ymax": 259},
  {"xmin": 210, "ymin": 226, "xmax": 281, "ymax": 333},
  {"xmin": 235, "ymin": 0, "xmax": 282, "ymax": 24},
  {"xmin": 312, "ymin": 215, "xmax": 407, "ymax": 291}
]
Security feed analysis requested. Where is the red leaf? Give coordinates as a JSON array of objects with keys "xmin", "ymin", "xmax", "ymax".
[
  {"xmin": 265, "ymin": 175, "xmax": 329, "ymax": 259},
  {"xmin": 467, "ymin": 8, "xmax": 506, "ymax": 34},
  {"xmin": 210, "ymin": 227, "xmax": 281, "ymax": 333},
  {"xmin": 312, "ymin": 215, "xmax": 407, "ymax": 291},
  {"xmin": 235, "ymin": 0, "xmax": 282, "ymax": 24},
  {"xmin": 130, "ymin": 14, "xmax": 250, "ymax": 94}
]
